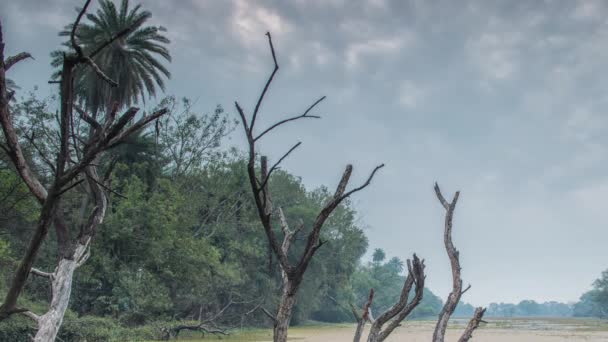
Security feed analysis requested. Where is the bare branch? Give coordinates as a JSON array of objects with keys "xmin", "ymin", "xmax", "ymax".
[
  {"xmin": 84, "ymin": 56, "xmax": 117, "ymax": 87},
  {"xmin": 434, "ymin": 182, "xmax": 450, "ymax": 210},
  {"xmin": 106, "ymin": 108, "xmax": 169, "ymax": 148},
  {"xmin": 88, "ymin": 174, "xmax": 127, "ymax": 199},
  {"xmin": 19, "ymin": 309, "xmax": 40, "ymax": 323},
  {"xmin": 89, "ymin": 26, "xmax": 134, "ymax": 58},
  {"xmin": 57, "ymin": 179, "xmax": 85, "ymax": 197},
  {"xmin": 353, "ymin": 288, "xmax": 374, "ymax": 342},
  {"xmin": 70, "ymin": 0, "xmax": 93, "ymax": 58},
  {"xmin": 4, "ymin": 52, "xmax": 33, "ymax": 71},
  {"xmin": 235, "ymin": 101, "xmax": 250, "ymax": 140},
  {"xmin": 250, "ymin": 32, "xmax": 279, "ymax": 130},
  {"xmin": 432, "ymin": 183, "xmax": 484, "ymax": 342},
  {"xmin": 258, "ymin": 142, "xmax": 302, "ymax": 192},
  {"xmin": 0, "ymin": 91, "xmax": 48, "ymax": 202},
  {"xmin": 365, "ymin": 255, "xmax": 425, "ymax": 342},
  {"xmin": 76, "ymin": 245, "xmax": 90, "ymax": 268},
  {"xmin": 74, "ymin": 105, "xmax": 101, "ymax": 130},
  {"xmin": 339, "ymin": 163, "xmax": 385, "ymax": 201},
  {"xmin": 254, "ymin": 96, "xmax": 324, "ymax": 142},
  {"xmin": 24, "ymin": 131, "xmax": 56, "ymax": 174},
  {"xmin": 334, "ymin": 165, "xmax": 353, "ymax": 199},
  {"xmin": 30, "ymin": 268, "xmax": 54, "ymax": 279},
  {"xmin": 458, "ymin": 307, "xmax": 487, "ymax": 342},
  {"xmin": 261, "ymin": 307, "xmax": 277, "ymax": 323}
]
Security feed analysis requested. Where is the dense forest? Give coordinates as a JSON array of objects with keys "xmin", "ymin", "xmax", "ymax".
[{"xmin": 0, "ymin": 0, "xmax": 607, "ymax": 341}]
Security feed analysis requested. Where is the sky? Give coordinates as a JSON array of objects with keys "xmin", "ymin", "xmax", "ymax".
[{"xmin": 2, "ymin": 0, "xmax": 608, "ymax": 307}]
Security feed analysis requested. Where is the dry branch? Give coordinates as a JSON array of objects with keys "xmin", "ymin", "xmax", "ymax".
[
  {"xmin": 366, "ymin": 255, "xmax": 425, "ymax": 342},
  {"xmin": 432, "ymin": 183, "xmax": 485, "ymax": 342},
  {"xmin": 4, "ymin": 52, "xmax": 33, "ymax": 71}
]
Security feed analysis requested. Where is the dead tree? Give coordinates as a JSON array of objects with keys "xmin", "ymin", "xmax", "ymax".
[
  {"xmin": 236, "ymin": 32, "xmax": 384, "ymax": 342},
  {"xmin": 365, "ymin": 254, "xmax": 425, "ymax": 342},
  {"xmin": 0, "ymin": 1, "xmax": 168, "ymax": 340},
  {"xmin": 432, "ymin": 183, "xmax": 486, "ymax": 342}
]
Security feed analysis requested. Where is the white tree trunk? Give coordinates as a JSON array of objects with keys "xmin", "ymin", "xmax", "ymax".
[{"xmin": 33, "ymin": 242, "xmax": 89, "ymax": 342}]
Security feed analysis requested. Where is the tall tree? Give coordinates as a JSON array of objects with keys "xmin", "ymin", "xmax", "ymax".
[
  {"xmin": 236, "ymin": 32, "xmax": 383, "ymax": 342},
  {"xmin": 0, "ymin": 1, "xmax": 168, "ymax": 340},
  {"xmin": 51, "ymin": 0, "xmax": 171, "ymax": 114}
]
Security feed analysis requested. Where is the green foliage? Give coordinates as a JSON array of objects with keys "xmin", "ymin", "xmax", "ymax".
[
  {"xmin": 1, "ymin": 90, "xmax": 420, "ymax": 332},
  {"xmin": 0, "ymin": 316, "xmax": 35, "ymax": 342},
  {"xmin": 574, "ymin": 270, "xmax": 608, "ymax": 318},
  {"xmin": 51, "ymin": 0, "xmax": 171, "ymax": 114},
  {"xmin": 59, "ymin": 316, "xmax": 158, "ymax": 342}
]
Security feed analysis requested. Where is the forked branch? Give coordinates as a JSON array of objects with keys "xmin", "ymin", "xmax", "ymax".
[
  {"xmin": 236, "ymin": 31, "xmax": 383, "ymax": 342},
  {"xmin": 432, "ymin": 183, "xmax": 485, "ymax": 342},
  {"xmin": 366, "ymin": 255, "xmax": 425, "ymax": 342}
]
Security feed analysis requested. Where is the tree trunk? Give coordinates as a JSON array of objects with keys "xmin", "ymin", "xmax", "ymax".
[
  {"xmin": 367, "ymin": 325, "xmax": 381, "ymax": 342},
  {"xmin": 353, "ymin": 324, "xmax": 364, "ymax": 342},
  {"xmin": 273, "ymin": 283, "xmax": 297, "ymax": 342},
  {"xmin": 33, "ymin": 241, "xmax": 89, "ymax": 342}
]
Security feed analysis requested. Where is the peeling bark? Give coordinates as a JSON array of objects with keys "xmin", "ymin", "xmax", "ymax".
[{"xmin": 34, "ymin": 242, "xmax": 89, "ymax": 342}]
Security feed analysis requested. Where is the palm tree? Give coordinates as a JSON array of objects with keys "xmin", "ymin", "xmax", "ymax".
[{"xmin": 51, "ymin": 0, "xmax": 171, "ymax": 115}]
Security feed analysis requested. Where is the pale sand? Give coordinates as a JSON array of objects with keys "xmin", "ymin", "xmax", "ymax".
[{"xmin": 280, "ymin": 319, "xmax": 608, "ymax": 342}]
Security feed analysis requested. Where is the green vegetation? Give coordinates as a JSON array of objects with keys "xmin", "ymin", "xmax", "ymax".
[{"xmin": 574, "ymin": 270, "xmax": 608, "ymax": 318}]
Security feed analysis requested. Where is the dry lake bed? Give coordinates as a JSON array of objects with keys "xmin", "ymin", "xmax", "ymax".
[{"xmin": 177, "ymin": 318, "xmax": 608, "ymax": 341}]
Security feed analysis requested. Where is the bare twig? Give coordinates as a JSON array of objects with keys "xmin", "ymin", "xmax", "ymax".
[
  {"xmin": 261, "ymin": 307, "xmax": 278, "ymax": 323},
  {"xmin": 254, "ymin": 96, "xmax": 324, "ymax": 142},
  {"xmin": 30, "ymin": 268, "xmax": 54, "ymax": 279},
  {"xmin": 250, "ymin": 32, "xmax": 279, "ymax": 130},
  {"xmin": 458, "ymin": 307, "xmax": 487, "ymax": 342},
  {"xmin": 257, "ymin": 142, "xmax": 301, "ymax": 192}
]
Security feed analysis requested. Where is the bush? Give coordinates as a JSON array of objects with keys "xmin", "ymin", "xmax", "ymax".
[
  {"xmin": 0, "ymin": 316, "xmax": 36, "ymax": 342},
  {"xmin": 0, "ymin": 313, "xmax": 160, "ymax": 342},
  {"xmin": 59, "ymin": 316, "xmax": 159, "ymax": 341}
]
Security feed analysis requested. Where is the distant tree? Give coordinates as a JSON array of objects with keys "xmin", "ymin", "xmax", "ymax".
[
  {"xmin": 372, "ymin": 248, "xmax": 386, "ymax": 264},
  {"xmin": 574, "ymin": 270, "xmax": 608, "ymax": 318},
  {"xmin": 52, "ymin": 0, "xmax": 171, "ymax": 114},
  {"xmin": 517, "ymin": 300, "xmax": 541, "ymax": 316}
]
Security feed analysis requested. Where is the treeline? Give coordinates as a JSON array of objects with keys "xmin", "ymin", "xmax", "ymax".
[{"xmin": 458, "ymin": 301, "xmax": 573, "ymax": 318}]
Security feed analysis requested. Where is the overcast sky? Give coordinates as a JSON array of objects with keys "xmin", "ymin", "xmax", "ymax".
[{"xmin": 3, "ymin": 0, "xmax": 608, "ymax": 307}]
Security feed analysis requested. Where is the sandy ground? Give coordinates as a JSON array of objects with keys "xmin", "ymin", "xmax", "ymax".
[{"xmin": 280, "ymin": 319, "xmax": 608, "ymax": 342}]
